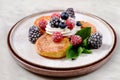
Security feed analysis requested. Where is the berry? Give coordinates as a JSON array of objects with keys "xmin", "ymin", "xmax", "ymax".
[
  {"xmin": 39, "ymin": 19, "xmax": 47, "ymax": 30},
  {"xmin": 76, "ymin": 21, "xmax": 81, "ymax": 26},
  {"xmin": 61, "ymin": 12, "xmax": 69, "ymax": 20},
  {"xmin": 59, "ymin": 22, "xmax": 66, "ymax": 29},
  {"xmin": 50, "ymin": 17, "xmax": 61, "ymax": 28},
  {"xmin": 66, "ymin": 8, "xmax": 75, "ymax": 18},
  {"xmin": 70, "ymin": 35, "xmax": 82, "ymax": 46},
  {"xmin": 29, "ymin": 26, "xmax": 42, "ymax": 44},
  {"xmin": 51, "ymin": 13, "xmax": 61, "ymax": 18},
  {"xmin": 88, "ymin": 32, "xmax": 102, "ymax": 49},
  {"xmin": 66, "ymin": 18, "xmax": 75, "ymax": 30},
  {"xmin": 52, "ymin": 32, "xmax": 63, "ymax": 42}
]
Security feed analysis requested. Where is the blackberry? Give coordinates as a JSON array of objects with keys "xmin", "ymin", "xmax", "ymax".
[
  {"xmin": 88, "ymin": 32, "xmax": 102, "ymax": 49},
  {"xmin": 28, "ymin": 26, "xmax": 42, "ymax": 44},
  {"xmin": 50, "ymin": 17, "xmax": 60, "ymax": 28},
  {"xmin": 66, "ymin": 8, "xmax": 75, "ymax": 18},
  {"xmin": 61, "ymin": 12, "xmax": 69, "ymax": 20}
]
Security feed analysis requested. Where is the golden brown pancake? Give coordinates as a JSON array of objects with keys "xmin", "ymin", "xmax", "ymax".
[
  {"xmin": 34, "ymin": 16, "xmax": 51, "ymax": 34},
  {"xmin": 80, "ymin": 21, "xmax": 97, "ymax": 33},
  {"xmin": 35, "ymin": 34, "xmax": 70, "ymax": 58}
]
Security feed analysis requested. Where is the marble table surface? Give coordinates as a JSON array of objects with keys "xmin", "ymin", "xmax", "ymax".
[{"xmin": 0, "ymin": 0, "xmax": 120, "ymax": 80}]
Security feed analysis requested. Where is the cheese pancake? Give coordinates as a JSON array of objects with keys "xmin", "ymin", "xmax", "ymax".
[
  {"xmin": 80, "ymin": 21, "xmax": 96, "ymax": 33},
  {"xmin": 35, "ymin": 34, "xmax": 70, "ymax": 58}
]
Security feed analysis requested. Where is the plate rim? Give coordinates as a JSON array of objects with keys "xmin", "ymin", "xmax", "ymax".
[
  {"xmin": 7, "ymin": 10, "xmax": 117, "ymax": 70},
  {"xmin": 10, "ymin": 48, "xmax": 114, "ymax": 77}
]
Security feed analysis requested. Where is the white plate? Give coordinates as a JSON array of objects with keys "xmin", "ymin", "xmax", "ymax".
[{"xmin": 8, "ymin": 10, "xmax": 116, "ymax": 69}]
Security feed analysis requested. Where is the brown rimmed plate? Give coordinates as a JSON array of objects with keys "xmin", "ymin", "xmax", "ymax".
[{"xmin": 7, "ymin": 10, "xmax": 117, "ymax": 77}]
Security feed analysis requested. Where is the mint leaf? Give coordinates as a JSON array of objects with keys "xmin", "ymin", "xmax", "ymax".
[
  {"xmin": 75, "ymin": 27, "xmax": 91, "ymax": 40},
  {"xmin": 81, "ymin": 38, "xmax": 88, "ymax": 47},
  {"xmin": 81, "ymin": 37, "xmax": 91, "ymax": 49},
  {"xmin": 82, "ymin": 48, "xmax": 92, "ymax": 54},
  {"xmin": 78, "ymin": 47, "xmax": 83, "ymax": 55},
  {"xmin": 66, "ymin": 45, "xmax": 79, "ymax": 59}
]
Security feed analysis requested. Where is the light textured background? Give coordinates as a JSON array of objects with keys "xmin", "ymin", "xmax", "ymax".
[{"xmin": 0, "ymin": 0, "xmax": 120, "ymax": 80}]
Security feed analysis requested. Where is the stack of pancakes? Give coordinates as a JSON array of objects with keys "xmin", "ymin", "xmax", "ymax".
[{"xmin": 34, "ymin": 16, "xmax": 96, "ymax": 58}]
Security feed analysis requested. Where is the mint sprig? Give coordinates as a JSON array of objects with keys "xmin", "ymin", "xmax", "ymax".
[{"xmin": 66, "ymin": 27, "xmax": 92, "ymax": 60}]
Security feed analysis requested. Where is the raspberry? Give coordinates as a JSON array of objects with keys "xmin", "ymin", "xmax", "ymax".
[
  {"xmin": 52, "ymin": 32, "xmax": 63, "ymax": 42},
  {"xmin": 39, "ymin": 19, "xmax": 47, "ymax": 30},
  {"xmin": 51, "ymin": 13, "xmax": 61, "ymax": 18},
  {"xmin": 66, "ymin": 18, "xmax": 75, "ymax": 30},
  {"xmin": 88, "ymin": 32, "xmax": 102, "ymax": 49},
  {"xmin": 70, "ymin": 35, "xmax": 82, "ymax": 46},
  {"xmin": 29, "ymin": 26, "xmax": 42, "ymax": 43}
]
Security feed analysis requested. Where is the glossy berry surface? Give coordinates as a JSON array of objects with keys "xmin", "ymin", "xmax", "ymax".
[
  {"xmin": 51, "ymin": 13, "xmax": 61, "ymax": 18},
  {"xmin": 88, "ymin": 32, "xmax": 102, "ymax": 49},
  {"xmin": 52, "ymin": 32, "xmax": 63, "ymax": 42},
  {"xmin": 61, "ymin": 12, "xmax": 69, "ymax": 20},
  {"xmin": 39, "ymin": 19, "xmax": 47, "ymax": 30},
  {"xmin": 70, "ymin": 35, "xmax": 82, "ymax": 46},
  {"xmin": 50, "ymin": 17, "xmax": 61, "ymax": 28},
  {"xmin": 66, "ymin": 18, "xmax": 75, "ymax": 30},
  {"xmin": 76, "ymin": 21, "xmax": 81, "ymax": 26},
  {"xmin": 59, "ymin": 22, "xmax": 66, "ymax": 29},
  {"xmin": 29, "ymin": 26, "xmax": 42, "ymax": 43},
  {"xmin": 66, "ymin": 8, "xmax": 75, "ymax": 18}
]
